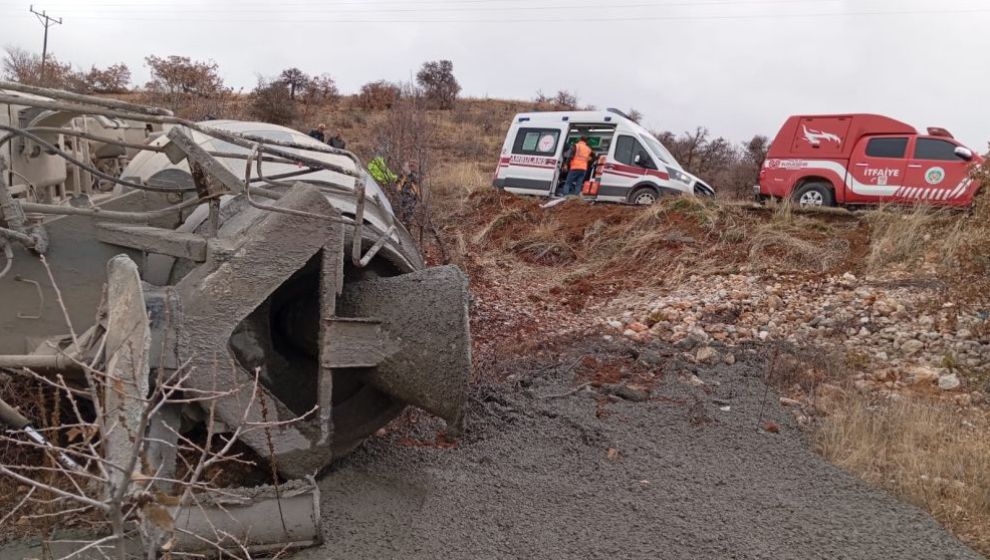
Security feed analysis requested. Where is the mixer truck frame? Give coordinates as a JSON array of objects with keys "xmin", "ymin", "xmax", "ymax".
[{"xmin": 0, "ymin": 82, "xmax": 471, "ymax": 555}]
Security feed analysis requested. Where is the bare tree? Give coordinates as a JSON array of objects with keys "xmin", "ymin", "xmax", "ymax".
[
  {"xmin": 301, "ymin": 73, "xmax": 340, "ymax": 106},
  {"xmin": 279, "ymin": 67, "xmax": 310, "ymax": 100},
  {"xmin": 626, "ymin": 108, "xmax": 644, "ymax": 123},
  {"xmin": 2, "ymin": 47, "xmax": 79, "ymax": 89},
  {"xmin": 249, "ymin": 75, "xmax": 297, "ymax": 125},
  {"xmin": 552, "ymin": 90, "xmax": 579, "ymax": 111},
  {"xmin": 3, "ymin": 48, "xmax": 130, "ymax": 93},
  {"xmin": 83, "ymin": 63, "xmax": 131, "ymax": 94},
  {"xmin": 144, "ymin": 55, "xmax": 228, "ymax": 115},
  {"xmin": 416, "ymin": 60, "xmax": 461, "ymax": 110},
  {"xmin": 653, "ymin": 128, "xmax": 774, "ymax": 198},
  {"xmin": 739, "ymin": 134, "xmax": 770, "ymax": 188},
  {"xmin": 370, "ymin": 84, "xmax": 449, "ymax": 258}
]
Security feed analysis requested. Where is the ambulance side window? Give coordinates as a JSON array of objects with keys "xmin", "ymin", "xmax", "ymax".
[
  {"xmin": 914, "ymin": 138, "xmax": 965, "ymax": 161},
  {"xmin": 865, "ymin": 137, "xmax": 908, "ymax": 159},
  {"xmin": 513, "ymin": 128, "xmax": 560, "ymax": 156},
  {"xmin": 614, "ymin": 135, "xmax": 657, "ymax": 169}
]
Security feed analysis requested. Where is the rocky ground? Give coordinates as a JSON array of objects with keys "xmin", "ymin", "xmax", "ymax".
[
  {"xmin": 296, "ymin": 336, "xmax": 983, "ymax": 560},
  {"xmin": 599, "ymin": 268, "xmax": 990, "ymax": 411}
]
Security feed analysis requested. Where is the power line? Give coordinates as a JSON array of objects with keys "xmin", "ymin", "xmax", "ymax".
[
  {"xmin": 7, "ymin": 0, "xmax": 848, "ymax": 12},
  {"xmin": 28, "ymin": 5, "xmax": 62, "ymax": 82},
  {"xmin": 2, "ymin": 6, "xmax": 987, "ymax": 23},
  {"xmin": 0, "ymin": 0, "xmax": 836, "ymax": 6}
]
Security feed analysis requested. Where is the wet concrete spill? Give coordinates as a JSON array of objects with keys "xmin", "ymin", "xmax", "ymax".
[{"xmin": 294, "ymin": 337, "xmax": 982, "ymax": 560}]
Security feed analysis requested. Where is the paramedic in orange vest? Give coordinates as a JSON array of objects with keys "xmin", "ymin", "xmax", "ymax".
[{"xmin": 562, "ymin": 136, "xmax": 594, "ymax": 196}]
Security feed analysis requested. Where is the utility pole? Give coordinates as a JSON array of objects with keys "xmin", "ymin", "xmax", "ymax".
[{"xmin": 29, "ymin": 5, "xmax": 62, "ymax": 84}]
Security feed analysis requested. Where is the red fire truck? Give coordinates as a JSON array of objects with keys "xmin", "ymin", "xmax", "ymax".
[{"xmin": 756, "ymin": 114, "xmax": 982, "ymax": 207}]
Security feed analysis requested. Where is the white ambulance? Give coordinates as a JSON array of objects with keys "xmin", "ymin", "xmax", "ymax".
[{"xmin": 493, "ymin": 109, "xmax": 715, "ymax": 204}]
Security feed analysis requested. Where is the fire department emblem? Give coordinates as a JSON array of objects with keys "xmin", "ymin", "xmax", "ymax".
[{"xmin": 925, "ymin": 167, "xmax": 946, "ymax": 185}]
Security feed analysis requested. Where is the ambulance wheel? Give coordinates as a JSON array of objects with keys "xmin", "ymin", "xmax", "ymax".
[
  {"xmin": 792, "ymin": 182, "xmax": 835, "ymax": 207},
  {"xmin": 630, "ymin": 187, "xmax": 660, "ymax": 206}
]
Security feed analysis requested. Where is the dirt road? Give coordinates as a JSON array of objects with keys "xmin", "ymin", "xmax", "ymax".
[{"xmin": 295, "ymin": 337, "xmax": 982, "ymax": 560}]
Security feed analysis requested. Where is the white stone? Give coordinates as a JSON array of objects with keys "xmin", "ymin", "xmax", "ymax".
[
  {"xmin": 938, "ymin": 374, "xmax": 961, "ymax": 391},
  {"xmin": 696, "ymin": 346, "xmax": 718, "ymax": 364}
]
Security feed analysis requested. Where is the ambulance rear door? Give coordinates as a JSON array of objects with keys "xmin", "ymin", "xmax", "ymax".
[{"xmin": 497, "ymin": 126, "xmax": 563, "ymax": 197}]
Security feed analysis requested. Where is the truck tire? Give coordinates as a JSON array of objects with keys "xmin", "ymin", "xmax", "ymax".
[
  {"xmin": 629, "ymin": 186, "xmax": 660, "ymax": 205},
  {"xmin": 792, "ymin": 182, "xmax": 835, "ymax": 207}
]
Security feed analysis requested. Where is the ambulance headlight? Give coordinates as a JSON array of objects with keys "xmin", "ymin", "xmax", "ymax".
[{"xmin": 667, "ymin": 168, "xmax": 692, "ymax": 185}]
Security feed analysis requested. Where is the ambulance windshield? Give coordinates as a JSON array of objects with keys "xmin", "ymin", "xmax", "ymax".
[{"xmin": 641, "ymin": 134, "xmax": 682, "ymax": 170}]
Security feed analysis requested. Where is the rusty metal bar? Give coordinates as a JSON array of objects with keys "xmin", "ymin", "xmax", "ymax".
[
  {"xmin": 167, "ymin": 127, "xmax": 245, "ymax": 194},
  {"xmin": 357, "ymin": 225, "xmax": 398, "ymax": 267},
  {"xmin": 0, "ymin": 353, "xmax": 82, "ymax": 371},
  {"xmin": 351, "ymin": 181, "xmax": 367, "ymax": 267},
  {"xmin": 0, "ymin": 80, "xmax": 173, "ymax": 116},
  {"xmin": 26, "ymin": 127, "xmax": 167, "ymax": 153},
  {"xmin": 0, "ymin": 226, "xmax": 34, "ymax": 248},
  {"xmin": 20, "ymin": 194, "xmax": 213, "ymax": 223}
]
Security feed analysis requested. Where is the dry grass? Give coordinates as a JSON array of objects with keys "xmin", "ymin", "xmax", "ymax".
[
  {"xmin": 432, "ymin": 161, "xmax": 491, "ymax": 221},
  {"xmin": 865, "ymin": 205, "xmax": 949, "ymax": 270},
  {"xmin": 862, "ymin": 190, "xmax": 990, "ymax": 305},
  {"xmin": 817, "ymin": 396, "xmax": 990, "ymax": 555},
  {"xmin": 450, "ymin": 192, "xmax": 866, "ymax": 291}
]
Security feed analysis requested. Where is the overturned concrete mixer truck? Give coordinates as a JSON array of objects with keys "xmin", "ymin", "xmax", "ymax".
[{"xmin": 0, "ymin": 82, "xmax": 470, "ymax": 553}]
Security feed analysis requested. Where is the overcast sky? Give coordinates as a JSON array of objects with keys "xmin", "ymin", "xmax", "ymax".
[{"xmin": 3, "ymin": 0, "xmax": 989, "ymax": 148}]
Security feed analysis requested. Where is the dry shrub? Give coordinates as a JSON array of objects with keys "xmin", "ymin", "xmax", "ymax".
[
  {"xmin": 748, "ymin": 227, "xmax": 849, "ymax": 272},
  {"xmin": 249, "ymin": 76, "xmax": 297, "ymax": 125},
  {"xmin": 357, "ymin": 80, "xmax": 401, "ymax": 111},
  {"xmin": 863, "ymin": 190, "xmax": 990, "ymax": 303},
  {"xmin": 817, "ymin": 396, "xmax": 990, "ymax": 555},
  {"xmin": 473, "ymin": 207, "xmax": 531, "ymax": 245},
  {"xmin": 865, "ymin": 205, "xmax": 946, "ymax": 269},
  {"xmin": 508, "ymin": 220, "xmax": 578, "ymax": 266}
]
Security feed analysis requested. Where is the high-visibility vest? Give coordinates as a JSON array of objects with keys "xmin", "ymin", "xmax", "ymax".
[
  {"xmin": 569, "ymin": 141, "xmax": 592, "ymax": 171},
  {"xmin": 368, "ymin": 157, "xmax": 397, "ymax": 185}
]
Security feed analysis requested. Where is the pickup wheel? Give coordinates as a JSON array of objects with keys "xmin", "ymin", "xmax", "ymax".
[{"xmin": 792, "ymin": 182, "xmax": 835, "ymax": 207}]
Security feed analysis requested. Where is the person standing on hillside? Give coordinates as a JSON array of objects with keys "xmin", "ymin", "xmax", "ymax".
[
  {"xmin": 309, "ymin": 123, "xmax": 327, "ymax": 143},
  {"xmin": 562, "ymin": 136, "xmax": 593, "ymax": 196},
  {"xmin": 397, "ymin": 160, "xmax": 421, "ymax": 223},
  {"xmin": 328, "ymin": 132, "xmax": 346, "ymax": 149}
]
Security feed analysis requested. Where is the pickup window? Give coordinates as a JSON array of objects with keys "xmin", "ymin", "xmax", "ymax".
[
  {"xmin": 865, "ymin": 137, "xmax": 908, "ymax": 159},
  {"xmin": 914, "ymin": 138, "xmax": 965, "ymax": 161}
]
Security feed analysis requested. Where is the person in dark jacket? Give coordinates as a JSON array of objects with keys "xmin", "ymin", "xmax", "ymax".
[
  {"xmin": 308, "ymin": 123, "xmax": 327, "ymax": 143},
  {"xmin": 397, "ymin": 160, "xmax": 421, "ymax": 223},
  {"xmin": 328, "ymin": 133, "xmax": 346, "ymax": 149}
]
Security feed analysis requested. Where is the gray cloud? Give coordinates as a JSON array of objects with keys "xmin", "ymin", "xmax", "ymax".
[{"xmin": 3, "ymin": 0, "xmax": 988, "ymax": 147}]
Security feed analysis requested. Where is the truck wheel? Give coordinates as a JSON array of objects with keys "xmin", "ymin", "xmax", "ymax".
[
  {"xmin": 792, "ymin": 182, "xmax": 835, "ymax": 207},
  {"xmin": 630, "ymin": 187, "xmax": 660, "ymax": 205}
]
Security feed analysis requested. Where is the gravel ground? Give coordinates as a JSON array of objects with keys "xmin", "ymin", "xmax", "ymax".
[{"xmin": 294, "ymin": 337, "xmax": 983, "ymax": 560}]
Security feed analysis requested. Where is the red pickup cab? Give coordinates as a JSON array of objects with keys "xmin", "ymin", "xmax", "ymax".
[{"xmin": 757, "ymin": 114, "xmax": 982, "ymax": 207}]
